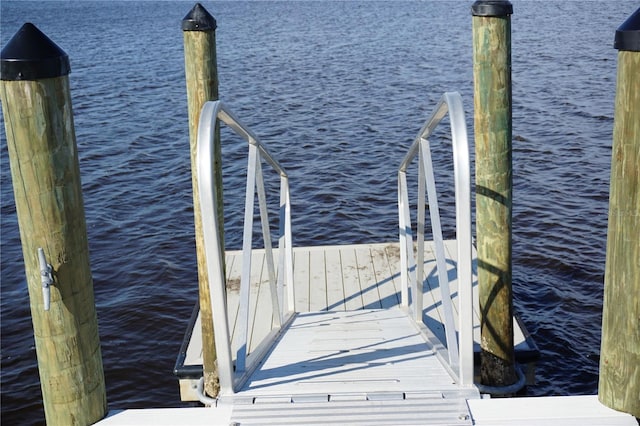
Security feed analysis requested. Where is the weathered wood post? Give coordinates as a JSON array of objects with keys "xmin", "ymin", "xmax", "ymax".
[
  {"xmin": 0, "ymin": 23, "xmax": 107, "ymax": 424},
  {"xmin": 182, "ymin": 2, "xmax": 223, "ymax": 398},
  {"xmin": 472, "ymin": 0, "xmax": 518, "ymax": 388},
  {"xmin": 599, "ymin": 7, "xmax": 640, "ymax": 419}
]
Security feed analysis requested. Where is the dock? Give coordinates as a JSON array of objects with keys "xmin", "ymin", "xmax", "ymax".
[
  {"xmin": 90, "ymin": 85, "xmax": 636, "ymax": 426},
  {"xmin": 3, "ymin": 2, "xmax": 638, "ymax": 423},
  {"xmin": 150, "ymin": 96, "xmax": 633, "ymax": 425},
  {"xmin": 101, "ymin": 239, "xmax": 635, "ymax": 424},
  {"xmin": 98, "ymin": 242, "xmax": 636, "ymax": 425},
  {"xmin": 175, "ymin": 241, "xmax": 539, "ymax": 402}
]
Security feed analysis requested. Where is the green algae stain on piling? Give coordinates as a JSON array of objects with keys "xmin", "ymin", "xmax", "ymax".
[
  {"xmin": 182, "ymin": 2, "xmax": 223, "ymax": 399},
  {"xmin": 599, "ymin": 7, "xmax": 640, "ymax": 419},
  {"xmin": 472, "ymin": 0, "xmax": 518, "ymax": 390},
  {"xmin": 1, "ymin": 23, "xmax": 107, "ymax": 425}
]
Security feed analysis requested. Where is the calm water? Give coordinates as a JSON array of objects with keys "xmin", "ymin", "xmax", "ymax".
[{"xmin": 1, "ymin": 1, "xmax": 636, "ymax": 424}]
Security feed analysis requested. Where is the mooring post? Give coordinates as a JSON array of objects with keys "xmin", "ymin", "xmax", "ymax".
[
  {"xmin": 471, "ymin": 0, "xmax": 518, "ymax": 388},
  {"xmin": 182, "ymin": 2, "xmax": 223, "ymax": 398},
  {"xmin": 599, "ymin": 7, "xmax": 640, "ymax": 419},
  {"xmin": 0, "ymin": 23, "xmax": 107, "ymax": 424}
]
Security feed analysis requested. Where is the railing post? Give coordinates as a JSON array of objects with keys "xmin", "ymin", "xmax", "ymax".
[
  {"xmin": 182, "ymin": 2, "xmax": 223, "ymax": 398},
  {"xmin": 0, "ymin": 23, "xmax": 107, "ymax": 424},
  {"xmin": 472, "ymin": 0, "xmax": 517, "ymax": 388},
  {"xmin": 599, "ymin": 8, "xmax": 640, "ymax": 419}
]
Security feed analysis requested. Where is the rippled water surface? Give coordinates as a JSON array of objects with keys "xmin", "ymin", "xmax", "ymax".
[{"xmin": 1, "ymin": 1, "xmax": 637, "ymax": 424}]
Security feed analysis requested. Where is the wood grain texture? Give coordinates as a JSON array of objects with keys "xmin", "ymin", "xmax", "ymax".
[
  {"xmin": 183, "ymin": 27, "xmax": 222, "ymax": 397},
  {"xmin": 472, "ymin": 14, "xmax": 517, "ymax": 387},
  {"xmin": 599, "ymin": 50, "xmax": 640, "ymax": 418},
  {"xmin": 1, "ymin": 76, "xmax": 107, "ymax": 425}
]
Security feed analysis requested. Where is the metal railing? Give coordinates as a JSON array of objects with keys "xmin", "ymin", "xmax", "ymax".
[
  {"xmin": 197, "ymin": 101, "xmax": 294, "ymax": 394},
  {"xmin": 397, "ymin": 92, "xmax": 474, "ymax": 386}
]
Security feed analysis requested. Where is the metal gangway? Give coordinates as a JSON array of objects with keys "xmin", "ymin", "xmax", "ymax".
[{"xmin": 194, "ymin": 93, "xmax": 479, "ymax": 424}]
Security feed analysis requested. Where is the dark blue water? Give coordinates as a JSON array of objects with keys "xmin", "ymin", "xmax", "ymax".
[{"xmin": 1, "ymin": 1, "xmax": 636, "ymax": 424}]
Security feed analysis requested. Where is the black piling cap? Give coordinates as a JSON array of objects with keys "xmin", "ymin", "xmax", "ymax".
[
  {"xmin": 472, "ymin": 0, "xmax": 513, "ymax": 17},
  {"xmin": 182, "ymin": 3, "xmax": 217, "ymax": 31},
  {"xmin": 1, "ymin": 23, "xmax": 70, "ymax": 81},
  {"xmin": 614, "ymin": 7, "xmax": 640, "ymax": 51}
]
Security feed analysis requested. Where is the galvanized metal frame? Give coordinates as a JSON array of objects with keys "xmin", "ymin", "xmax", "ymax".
[{"xmin": 398, "ymin": 92, "xmax": 474, "ymax": 386}]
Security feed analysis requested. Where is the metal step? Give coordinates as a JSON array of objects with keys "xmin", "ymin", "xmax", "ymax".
[{"xmin": 227, "ymin": 390, "xmax": 476, "ymax": 425}]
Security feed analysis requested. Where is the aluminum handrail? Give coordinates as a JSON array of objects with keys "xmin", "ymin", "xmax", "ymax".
[
  {"xmin": 397, "ymin": 92, "xmax": 473, "ymax": 386},
  {"xmin": 197, "ymin": 100, "xmax": 294, "ymax": 394}
]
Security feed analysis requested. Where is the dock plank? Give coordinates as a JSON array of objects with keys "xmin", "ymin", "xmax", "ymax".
[
  {"xmin": 340, "ymin": 247, "xmax": 366, "ymax": 311},
  {"xmin": 354, "ymin": 246, "xmax": 383, "ymax": 310},
  {"xmin": 325, "ymin": 248, "xmax": 346, "ymax": 311},
  {"xmin": 372, "ymin": 245, "xmax": 400, "ymax": 308},
  {"xmin": 293, "ymin": 250, "xmax": 310, "ymax": 312},
  {"xmin": 308, "ymin": 248, "xmax": 328, "ymax": 311}
]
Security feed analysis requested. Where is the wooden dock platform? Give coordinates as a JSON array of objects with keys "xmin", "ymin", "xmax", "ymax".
[{"xmin": 175, "ymin": 241, "xmax": 539, "ymax": 401}]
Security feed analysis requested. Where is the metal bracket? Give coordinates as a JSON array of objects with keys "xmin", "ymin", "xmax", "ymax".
[{"xmin": 38, "ymin": 248, "xmax": 53, "ymax": 311}]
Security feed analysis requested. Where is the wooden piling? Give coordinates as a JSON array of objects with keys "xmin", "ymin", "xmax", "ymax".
[
  {"xmin": 182, "ymin": 3, "xmax": 223, "ymax": 398},
  {"xmin": 0, "ymin": 23, "xmax": 107, "ymax": 424},
  {"xmin": 472, "ymin": 0, "xmax": 518, "ymax": 388},
  {"xmin": 599, "ymin": 8, "xmax": 640, "ymax": 418}
]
